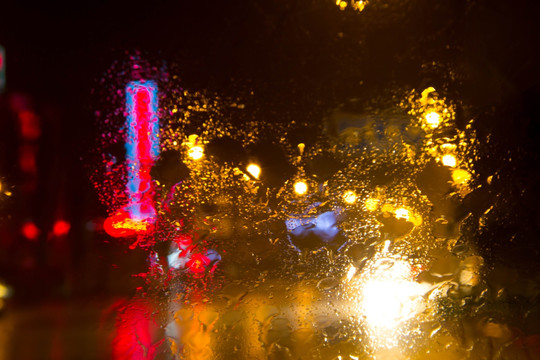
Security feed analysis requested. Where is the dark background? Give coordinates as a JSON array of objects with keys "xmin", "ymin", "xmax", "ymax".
[{"xmin": 0, "ymin": 0, "xmax": 539, "ymax": 300}]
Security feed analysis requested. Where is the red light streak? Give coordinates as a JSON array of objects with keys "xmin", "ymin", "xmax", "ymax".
[{"xmin": 105, "ymin": 81, "xmax": 159, "ymax": 238}]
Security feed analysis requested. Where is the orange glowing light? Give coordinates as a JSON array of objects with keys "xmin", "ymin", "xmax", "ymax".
[{"xmin": 104, "ymin": 211, "xmax": 151, "ymax": 238}]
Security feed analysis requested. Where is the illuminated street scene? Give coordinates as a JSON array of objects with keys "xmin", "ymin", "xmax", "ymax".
[{"xmin": 0, "ymin": 0, "xmax": 539, "ymax": 359}]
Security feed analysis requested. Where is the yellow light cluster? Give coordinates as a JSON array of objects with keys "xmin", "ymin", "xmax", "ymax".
[
  {"xmin": 452, "ymin": 168, "xmax": 471, "ymax": 185},
  {"xmin": 425, "ymin": 111, "xmax": 440, "ymax": 128},
  {"xmin": 365, "ymin": 197, "xmax": 380, "ymax": 211},
  {"xmin": 343, "ymin": 190, "xmax": 357, "ymax": 204},
  {"xmin": 416, "ymin": 87, "xmax": 454, "ymax": 132},
  {"xmin": 336, "ymin": 0, "xmax": 367, "ymax": 11},
  {"xmin": 185, "ymin": 134, "xmax": 204, "ymax": 160}
]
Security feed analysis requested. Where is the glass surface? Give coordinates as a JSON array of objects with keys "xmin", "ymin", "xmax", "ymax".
[{"xmin": 0, "ymin": 0, "xmax": 539, "ymax": 359}]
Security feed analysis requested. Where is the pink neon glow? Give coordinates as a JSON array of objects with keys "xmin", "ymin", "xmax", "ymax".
[{"xmin": 105, "ymin": 81, "xmax": 159, "ymax": 237}]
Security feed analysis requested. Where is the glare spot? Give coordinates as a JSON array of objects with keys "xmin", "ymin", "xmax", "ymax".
[
  {"xmin": 246, "ymin": 163, "xmax": 261, "ymax": 179},
  {"xmin": 352, "ymin": 257, "xmax": 428, "ymax": 349},
  {"xmin": 343, "ymin": 190, "xmax": 357, "ymax": 204},
  {"xmin": 425, "ymin": 111, "xmax": 440, "ymax": 128},
  {"xmin": 294, "ymin": 181, "xmax": 308, "ymax": 195},
  {"xmin": 188, "ymin": 146, "xmax": 204, "ymax": 160},
  {"xmin": 442, "ymin": 154, "xmax": 457, "ymax": 167},
  {"xmin": 395, "ymin": 208, "xmax": 409, "ymax": 221}
]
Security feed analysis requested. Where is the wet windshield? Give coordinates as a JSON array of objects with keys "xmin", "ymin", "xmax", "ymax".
[{"xmin": 0, "ymin": 0, "xmax": 539, "ymax": 359}]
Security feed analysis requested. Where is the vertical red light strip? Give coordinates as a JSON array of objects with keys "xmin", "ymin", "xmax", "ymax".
[{"xmin": 104, "ymin": 81, "xmax": 159, "ymax": 238}]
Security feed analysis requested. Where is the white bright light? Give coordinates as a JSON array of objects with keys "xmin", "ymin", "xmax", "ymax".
[
  {"xmin": 294, "ymin": 181, "xmax": 308, "ymax": 195},
  {"xmin": 442, "ymin": 154, "xmax": 457, "ymax": 167},
  {"xmin": 246, "ymin": 164, "xmax": 261, "ymax": 179},
  {"xmin": 188, "ymin": 146, "xmax": 204, "ymax": 160},
  {"xmin": 353, "ymin": 257, "xmax": 428, "ymax": 349},
  {"xmin": 395, "ymin": 208, "xmax": 409, "ymax": 221},
  {"xmin": 425, "ymin": 111, "xmax": 440, "ymax": 128},
  {"xmin": 343, "ymin": 190, "xmax": 357, "ymax": 204}
]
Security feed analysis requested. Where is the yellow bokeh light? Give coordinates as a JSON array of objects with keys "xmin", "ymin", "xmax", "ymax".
[
  {"xmin": 294, "ymin": 181, "xmax": 308, "ymax": 195},
  {"xmin": 365, "ymin": 197, "xmax": 379, "ymax": 211},
  {"xmin": 246, "ymin": 164, "xmax": 261, "ymax": 179},
  {"xmin": 297, "ymin": 143, "xmax": 305, "ymax": 155},
  {"xmin": 425, "ymin": 111, "xmax": 440, "ymax": 128},
  {"xmin": 188, "ymin": 134, "xmax": 199, "ymax": 145},
  {"xmin": 442, "ymin": 154, "xmax": 457, "ymax": 167},
  {"xmin": 343, "ymin": 190, "xmax": 357, "ymax": 204},
  {"xmin": 452, "ymin": 168, "xmax": 471, "ymax": 185},
  {"xmin": 381, "ymin": 203, "xmax": 394, "ymax": 213},
  {"xmin": 0, "ymin": 283, "xmax": 8, "ymax": 298},
  {"xmin": 420, "ymin": 87, "xmax": 436, "ymax": 106},
  {"xmin": 352, "ymin": 0, "xmax": 366, "ymax": 11},
  {"xmin": 395, "ymin": 208, "xmax": 410, "ymax": 221},
  {"xmin": 188, "ymin": 146, "xmax": 204, "ymax": 160}
]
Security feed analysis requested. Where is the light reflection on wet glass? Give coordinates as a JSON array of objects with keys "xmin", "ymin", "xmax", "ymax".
[{"xmin": 0, "ymin": 0, "xmax": 536, "ymax": 359}]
